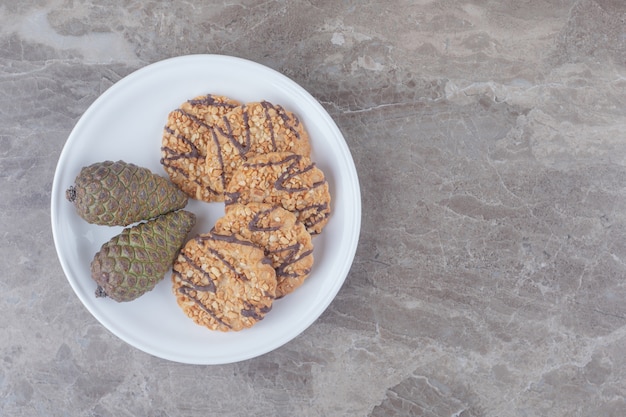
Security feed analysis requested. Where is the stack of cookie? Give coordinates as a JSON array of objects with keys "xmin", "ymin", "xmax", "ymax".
[{"xmin": 160, "ymin": 94, "xmax": 331, "ymax": 331}]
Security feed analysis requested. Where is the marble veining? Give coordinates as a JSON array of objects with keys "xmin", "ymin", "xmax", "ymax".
[{"xmin": 1, "ymin": 0, "xmax": 626, "ymax": 416}]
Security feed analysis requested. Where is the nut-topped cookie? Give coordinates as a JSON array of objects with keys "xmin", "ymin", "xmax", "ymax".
[
  {"xmin": 161, "ymin": 95, "xmax": 311, "ymax": 203},
  {"xmin": 216, "ymin": 100, "xmax": 311, "ymax": 158},
  {"xmin": 172, "ymin": 231, "xmax": 277, "ymax": 332},
  {"xmin": 225, "ymin": 152, "xmax": 331, "ymax": 235},
  {"xmin": 205, "ymin": 101, "xmax": 311, "ymax": 196},
  {"xmin": 214, "ymin": 203, "xmax": 314, "ymax": 298},
  {"xmin": 160, "ymin": 94, "xmax": 241, "ymax": 201}
]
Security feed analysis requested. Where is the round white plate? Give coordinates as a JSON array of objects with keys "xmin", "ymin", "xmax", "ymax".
[{"xmin": 50, "ymin": 55, "xmax": 361, "ymax": 364}]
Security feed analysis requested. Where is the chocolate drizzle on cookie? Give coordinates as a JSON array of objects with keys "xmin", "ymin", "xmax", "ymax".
[
  {"xmin": 207, "ymin": 230, "xmax": 259, "ymax": 248},
  {"xmin": 176, "ymin": 285, "xmax": 232, "ymax": 329},
  {"xmin": 217, "ymin": 109, "xmax": 252, "ymax": 157},
  {"xmin": 271, "ymin": 102, "xmax": 303, "ymax": 141},
  {"xmin": 213, "ymin": 203, "xmax": 315, "ymax": 298},
  {"xmin": 275, "ymin": 155, "xmax": 318, "ymax": 193},
  {"xmin": 248, "ymin": 207, "xmax": 282, "ymax": 232},
  {"xmin": 226, "ymin": 152, "xmax": 331, "ymax": 234},
  {"xmin": 175, "ymin": 252, "xmax": 217, "ymax": 293},
  {"xmin": 247, "ymin": 207, "xmax": 313, "ymax": 279},
  {"xmin": 271, "ymin": 243, "xmax": 314, "ymax": 279},
  {"xmin": 161, "ymin": 110, "xmax": 225, "ymax": 198},
  {"xmin": 241, "ymin": 302, "xmax": 272, "ymax": 320},
  {"xmin": 187, "ymin": 94, "xmax": 239, "ymax": 109},
  {"xmin": 300, "ymin": 202, "xmax": 331, "ymax": 230},
  {"xmin": 172, "ymin": 231, "xmax": 277, "ymax": 331}
]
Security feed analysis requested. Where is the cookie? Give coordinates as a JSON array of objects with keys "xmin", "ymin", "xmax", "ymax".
[
  {"xmin": 160, "ymin": 94, "xmax": 241, "ymax": 202},
  {"xmin": 205, "ymin": 101, "xmax": 311, "ymax": 199},
  {"xmin": 161, "ymin": 96, "xmax": 311, "ymax": 203},
  {"xmin": 214, "ymin": 203, "xmax": 314, "ymax": 298},
  {"xmin": 172, "ymin": 231, "xmax": 277, "ymax": 332},
  {"xmin": 181, "ymin": 94, "xmax": 242, "ymax": 125},
  {"xmin": 225, "ymin": 152, "xmax": 331, "ymax": 235},
  {"xmin": 217, "ymin": 101, "xmax": 310, "ymax": 157}
]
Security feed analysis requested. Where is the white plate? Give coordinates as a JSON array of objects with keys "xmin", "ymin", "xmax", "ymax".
[{"xmin": 50, "ymin": 55, "xmax": 361, "ymax": 364}]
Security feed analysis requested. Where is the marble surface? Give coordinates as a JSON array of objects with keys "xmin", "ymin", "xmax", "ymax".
[{"xmin": 2, "ymin": 0, "xmax": 626, "ymax": 415}]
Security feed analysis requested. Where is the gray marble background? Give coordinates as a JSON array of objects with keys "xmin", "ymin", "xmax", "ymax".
[{"xmin": 2, "ymin": 0, "xmax": 626, "ymax": 416}]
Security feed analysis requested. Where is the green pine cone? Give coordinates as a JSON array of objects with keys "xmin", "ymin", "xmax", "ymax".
[
  {"xmin": 90, "ymin": 210, "xmax": 196, "ymax": 302},
  {"xmin": 66, "ymin": 160, "xmax": 188, "ymax": 226}
]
